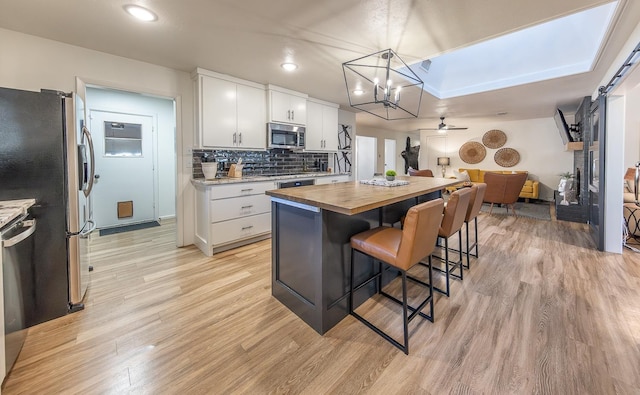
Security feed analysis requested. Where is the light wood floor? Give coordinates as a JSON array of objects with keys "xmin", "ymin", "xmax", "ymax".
[{"xmin": 3, "ymin": 213, "xmax": 640, "ymax": 394}]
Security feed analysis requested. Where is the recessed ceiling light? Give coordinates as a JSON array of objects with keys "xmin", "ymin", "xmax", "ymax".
[
  {"xmin": 352, "ymin": 89, "xmax": 364, "ymax": 96},
  {"xmin": 281, "ymin": 63, "xmax": 298, "ymax": 72},
  {"xmin": 124, "ymin": 5, "xmax": 158, "ymax": 22}
]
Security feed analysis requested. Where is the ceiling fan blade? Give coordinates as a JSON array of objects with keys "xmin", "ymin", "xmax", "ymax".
[
  {"xmin": 417, "ymin": 126, "xmax": 468, "ymax": 131},
  {"xmin": 417, "ymin": 116, "xmax": 468, "ymax": 131}
]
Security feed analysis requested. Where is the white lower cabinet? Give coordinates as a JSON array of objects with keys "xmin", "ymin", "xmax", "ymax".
[
  {"xmin": 210, "ymin": 213, "xmax": 271, "ymax": 245},
  {"xmin": 195, "ymin": 180, "xmax": 275, "ymax": 256}
]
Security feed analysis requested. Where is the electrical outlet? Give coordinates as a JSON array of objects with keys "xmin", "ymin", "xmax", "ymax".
[{"xmin": 185, "ymin": 147, "xmax": 193, "ymax": 155}]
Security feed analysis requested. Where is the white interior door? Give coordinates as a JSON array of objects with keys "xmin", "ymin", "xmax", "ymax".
[
  {"xmin": 384, "ymin": 139, "xmax": 396, "ymax": 174},
  {"xmin": 90, "ymin": 110, "xmax": 156, "ymax": 229},
  {"xmin": 356, "ymin": 136, "xmax": 377, "ymax": 180}
]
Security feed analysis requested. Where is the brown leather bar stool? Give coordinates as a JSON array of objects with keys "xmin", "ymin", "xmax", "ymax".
[
  {"xmin": 463, "ymin": 183, "xmax": 486, "ymax": 269},
  {"xmin": 431, "ymin": 188, "xmax": 472, "ymax": 296},
  {"xmin": 408, "ymin": 168, "xmax": 434, "ymax": 177},
  {"xmin": 408, "ymin": 168, "xmax": 437, "ymax": 205},
  {"xmin": 349, "ymin": 199, "xmax": 444, "ymax": 354}
]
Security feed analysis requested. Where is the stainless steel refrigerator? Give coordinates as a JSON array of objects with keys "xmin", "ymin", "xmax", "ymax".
[{"xmin": 0, "ymin": 86, "xmax": 96, "ymax": 328}]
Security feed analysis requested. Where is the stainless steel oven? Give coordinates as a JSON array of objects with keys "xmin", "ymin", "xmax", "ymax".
[{"xmin": 1, "ymin": 213, "xmax": 36, "ymax": 375}]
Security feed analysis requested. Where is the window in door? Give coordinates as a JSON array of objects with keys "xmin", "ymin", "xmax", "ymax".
[{"xmin": 104, "ymin": 121, "xmax": 143, "ymax": 157}]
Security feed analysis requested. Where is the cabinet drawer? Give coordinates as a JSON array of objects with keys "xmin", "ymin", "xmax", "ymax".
[
  {"xmin": 210, "ymin": 213, "xmax": 271, "ymax": 245},
  {"xmin": 316, "ymin": 175, "xmax": 350, "ymax": 185},
  {"xmin": 210, "ymin": 181, "xmax": 274, "ymax": 200},
  {"xmin": 210, "ymin": 194, "xmax": 271, "ymax": 223}
]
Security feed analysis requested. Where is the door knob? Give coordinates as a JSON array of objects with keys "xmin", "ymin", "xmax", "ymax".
[{"xmin": 94, "ymin": 174, "xmax": 100, "ymax": 179}]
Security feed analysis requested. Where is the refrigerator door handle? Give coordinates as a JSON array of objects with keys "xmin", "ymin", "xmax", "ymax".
[
  {"xmin": 80, "ymin": 219, "xmax": 96, "ymax": 238},
  {"xmin": 82, "ymin": 126, "xmax": 95, "ymax": 197},
  {"xmin": 69, "ymin": 219, "xmax": 96, "ymax": 238}
]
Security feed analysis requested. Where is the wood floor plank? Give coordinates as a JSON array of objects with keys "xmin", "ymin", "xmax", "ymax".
[{"xmin": 3, "ymin": 214, "xmax": 640, "ymax": 394}]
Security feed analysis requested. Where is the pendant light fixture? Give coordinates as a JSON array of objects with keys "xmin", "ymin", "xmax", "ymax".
[{"xmin": 342, "ymin": 49, "xmax": 424, "ymax": 121}]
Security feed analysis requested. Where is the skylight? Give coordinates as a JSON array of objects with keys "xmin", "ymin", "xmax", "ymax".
[{"xmin": 412, "ymin": 2, "xmax": 618, "ymax": 99}]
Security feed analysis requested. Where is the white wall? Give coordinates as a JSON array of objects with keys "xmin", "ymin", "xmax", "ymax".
[
  {"xmin": 419, "ymin": 117, "xmax": 572, "ymax": 201},
  {"xmin": 356, "ymin": 126, "xmax": 421, "ymax": 175},
  {"xmin": 0, "ymin": 28, "xmax": 194, "ymax": 246},
  {"xmin": 86, "ymin": 88, "xmax": 176, "ymax": 219}
]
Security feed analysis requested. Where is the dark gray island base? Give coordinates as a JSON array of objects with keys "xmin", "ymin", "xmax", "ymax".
[{"xmin": 266, "ymin": 177, "xmax": 459, "ymax": 334}]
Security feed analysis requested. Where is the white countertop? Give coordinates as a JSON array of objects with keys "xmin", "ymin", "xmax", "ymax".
[
  {"xmin": 191, "ymin": 172, "xmax": 351, "ymax": 186},
  {"xmin": 0, "ymin": 199, "xmax": 36, "ymax": 229}
]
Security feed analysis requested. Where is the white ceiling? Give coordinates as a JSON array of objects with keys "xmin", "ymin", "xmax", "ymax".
[{"xmin": 1, "ymin": 0, "xmax": 639, "ymax": 132}]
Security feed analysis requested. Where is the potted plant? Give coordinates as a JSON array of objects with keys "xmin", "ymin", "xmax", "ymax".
[{"xmin": 385, "ymin": 170, "xmax": 397, "ymax": 181}]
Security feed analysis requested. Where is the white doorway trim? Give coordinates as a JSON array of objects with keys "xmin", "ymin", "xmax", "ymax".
[{"xmin": 78, "ymin": 77, "xmax": 184, "ymax": 246}]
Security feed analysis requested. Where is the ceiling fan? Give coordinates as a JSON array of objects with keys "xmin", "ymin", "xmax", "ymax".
[{"xmin": 421, "ymin": 116, "xmax": 468, "ymax": 133}]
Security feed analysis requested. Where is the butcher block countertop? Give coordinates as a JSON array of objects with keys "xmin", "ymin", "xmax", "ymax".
[
  {"xmin": 266, "ymin": 176, "xmax": 459, "ymax": 216},
  {"xmin": 0, "ymin": 199, "xmax": 36, "ymax": 229}
]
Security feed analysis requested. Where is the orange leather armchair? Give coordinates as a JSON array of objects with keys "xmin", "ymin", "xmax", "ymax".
[{"xmin": 483, "ymin": 172, "xmax": 528, "ymax": 216}]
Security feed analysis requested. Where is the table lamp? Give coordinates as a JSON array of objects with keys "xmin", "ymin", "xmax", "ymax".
[{"xmin": 437, "ymin": 157, "xmax": 450, "ymax": 178}]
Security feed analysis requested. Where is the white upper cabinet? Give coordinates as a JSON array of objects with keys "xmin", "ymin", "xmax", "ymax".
[
  {"xmin": 194, "ymin": 68, "xmax": 266, "ymax": 149},
  {"xmin": 236, "ymin": 84, "xmax": 266, "ymax": 149},
  {"xmin": 267, "ymin": 85, "xmax": 307, "ymax": 126},
  {"xmin": 306, "ymin": 98, "xmax": 339, "ymax": 151}
]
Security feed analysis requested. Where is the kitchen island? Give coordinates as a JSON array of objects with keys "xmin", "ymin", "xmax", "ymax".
[{"xmin": 265, "ymin": 176, "xmax": 459, "ymax": 334}]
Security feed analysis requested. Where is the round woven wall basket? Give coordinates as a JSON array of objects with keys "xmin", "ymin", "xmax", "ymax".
[
  {"xmin": 482, "ymin": 129, "xmax": 507, "ymax": 149},
  {"xmin": 494, "ymin": 147, "xmax": 520, "ymax": 167},
  {"xmin": 459, "ymin": 142, "xmax": 486, "ymax": 164}
]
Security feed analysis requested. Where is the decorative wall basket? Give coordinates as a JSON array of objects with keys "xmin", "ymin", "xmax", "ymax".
[
  {"xmin": 482, "ymin": 129, "xmax": 507, "ymax": 149},
  {"xmin": 494, "ymin": 147, "xmax": 520, "ymax": 167},
  {"xmin": 459, "ymin": 142, "xmax": 486, "ymax": 164}
]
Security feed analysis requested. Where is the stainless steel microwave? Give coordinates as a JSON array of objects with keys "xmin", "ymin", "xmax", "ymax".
[{"xmin": 267, "ymin": 122, "xmax": 305, "ymax": 150}]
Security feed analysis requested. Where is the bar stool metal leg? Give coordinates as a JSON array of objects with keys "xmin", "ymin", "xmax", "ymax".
[
  {"xmin": 350, "ymin": 249, "xmax": 435, "ymax": 354},
  {"xmin": 464, "ymin": 216, "xmax": 479, "ymax": 269}
]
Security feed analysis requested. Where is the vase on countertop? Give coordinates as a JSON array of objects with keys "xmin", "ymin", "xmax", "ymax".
[{"xmin": 202, "ymin": 162, "xmax": 218, "ymax": 179}]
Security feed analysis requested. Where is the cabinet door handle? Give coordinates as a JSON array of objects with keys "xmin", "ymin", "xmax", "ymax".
[
  {"xmin": 291, "ymin": 110, "xmax": 294, "ymax": 120},
  {"xmin": 241, "ymin": 205, "xmax": 253, "ymax": 209},
  {"xmin": 241, "ymin": 225, "xmax": 254, "ymax": 230},
  {"xmin": 287, "ymin": 110, "xmax": 291, "ymax": 120},
  {"xmin": 241, "ymin": 188, "xmax": 254, "ymax": 192},
  {"xmin": 238, "ymin": 132, "xmax": 242, "ymax": 144},
  {"xmin": 233, "ymin": 132, "xmax": 237, "ymax": 144}
]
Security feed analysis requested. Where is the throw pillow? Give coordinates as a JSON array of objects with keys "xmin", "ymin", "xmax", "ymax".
[{"xmin": 453, "ymin": 169, "xmax": 470, "ymax": 181}]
